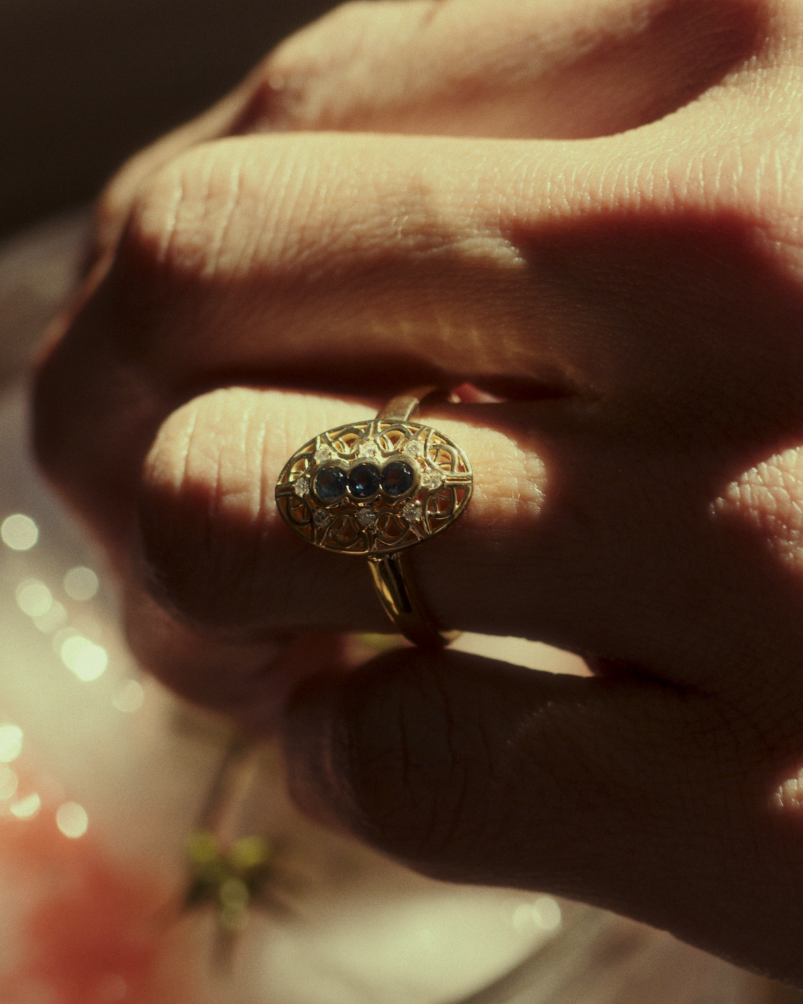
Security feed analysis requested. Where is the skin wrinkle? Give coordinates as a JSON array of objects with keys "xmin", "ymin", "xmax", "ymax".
[
  {"xmin": 209, "ymin": 148, "xmax": 261, "ymax": 278},
  {"xmin": 253, "ymin": 400, "xmax": 271, "ymax": 565},
  {"xmin": 204, "ymin": 156, "xmax": 244, "ymax": 279},
  {"xmin": 713, "ymin": 448, "xmax": 803, "ymax": 568},
  {"xmin": 407, "ymin": 669, "xmax": 473, "ymax": 859},
  {"xmin": 704, "ymin": 128, "xmax": 803, "ymax": 239},
  {"xmin": 433, "ymin": 669, "xmax": 469, "ymax": 858},
  {"xmin": 178, "ymin": 399, "xmax": 198, "ymax": 507},
  {"xmin": 463, "ymin": 697, "xmax": 503, "ymax": 849},
  {"xmin": 178, "ymin": 150, "xmax": 218, "ymax": 278},
  {"xmin": 144, "ymin": 395, "xmax": 243, "ymax": 617},
  {"xmin": 262, "ymin": 0, "xmax": 766, "ymax": 138},
  {"xmin": 376, "ymin": 678, "xmax": 417, "ymax": 845},
  {"xmin": 278, "ymin": 148, "xmax": 328, "ymax": 269},
  {"xmin": 397, "ymin": 691, "xmax": 417, "ymax": 837},
  {"xmin": 222, "ymin": 394, "xmax": 258, "ymax": 511},
  {"xmin": 341, "ymin": 685, "xmax": 405, "ymax": 843},
  {"xmin": 238, "ymin": 394, "xmax": 264, "ymax": 521},
  {"xmin": 168, "ymin": 136, "xmax": 565, "ymax": 292},
  {"xmin": 225, "ymin": 400, "xmax": 281, "ymax": 611},
  {"xmin": 199, "ymin": 397, "xmax": 225, "ymax": 575},
  {"xmin": 294, "ymin": 153, "xmax": 455, "ymax": 277},
  {"xmin": 152, "ymin": 176, "xmax": 184, "ymax": 270},
  {"xmin": 109, "ymin": 129, "xmax": 803, "ymax": 407}
]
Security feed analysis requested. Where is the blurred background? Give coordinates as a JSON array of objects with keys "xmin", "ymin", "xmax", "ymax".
[{"xmin": 0, "ymin": 0, "xmax": 335, "ymax": 236}]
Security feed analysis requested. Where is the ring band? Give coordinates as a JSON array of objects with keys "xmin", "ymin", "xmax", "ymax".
[{"xmin": 274, "ymin": 387, "xmax": 472, "ymax": 648}]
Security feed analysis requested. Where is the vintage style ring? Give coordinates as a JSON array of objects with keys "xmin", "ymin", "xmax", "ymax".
[{"xmin": 274, "ymin": 388, "xmax": 473, "ymax": 648}]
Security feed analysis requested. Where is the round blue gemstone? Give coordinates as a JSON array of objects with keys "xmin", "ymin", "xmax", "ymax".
[
  {"xmin": 314, "ymin": 465, "xmax": 347, "ymax": 502},
  {"xmin": 348, "ymin": 463, "xmax": 381, "ymax": 499},
  {"xmin": 382, "ymin": 461, "xmax": 416, "ymax": 497}
]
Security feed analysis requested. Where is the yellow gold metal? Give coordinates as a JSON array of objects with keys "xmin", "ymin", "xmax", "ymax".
[
  {"xmin": 367, "ymin": 552, "xmax": 458, "ymax": 650},
  {"xmin": 275, "ymin": 388, "xmax": 472, "ymax": 647}
]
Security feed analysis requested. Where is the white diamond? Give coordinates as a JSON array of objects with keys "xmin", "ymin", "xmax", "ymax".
[
  {"xmin": 404, "ymin": 440, "xmax": 424, "ymax": 458},
  {"xmin": 356, "ymin": 509, "xmax": 378, "ymax": 528},
  {"xmin": 420, "ymin": 469, "xmax": 443, "ymax": 490},
  {"xmin": 293, "ymin": 476, "xmax": 310, "ymax": 497},
  {"xmin": 402, "ymin": 502, "xmax": 422, "ymax": 523},
  {"xmin": 314, "ymin": 446, "xmax": 336, "ymax": 464},
  {"xmin": 358, "ymin": 440, "xmax": 380, "ymax": 460},
  {"xmin": 312, "ymin": 509, "xmax": 332, "ymax": 528}
]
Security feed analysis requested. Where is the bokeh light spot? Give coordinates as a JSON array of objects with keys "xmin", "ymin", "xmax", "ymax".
[
  {"xmin": 513, "ymin": 896, "xmax": 562, "ymax": 933},
  {"xmin": 15, "ymin": 578, "xmax": 52, "ymax": 618},
  {"xmin": 0, "ymin": 724, "xmax": 23, "ymax": 763},
  {"xmin": 33, "ymin": 600, "xmax": 67, "ymax": 634},
  {"xmin": 112, "ymin": 680, "xmax": 144, "ymax": 713},
  {"xmin": 533, "ymin": 896, "xmax": 562, "ymax": 930},
  {"xmin": 1, "ymin": 514, "xmax": 39, "ymax": 551},
  {"xmin": 63, "ymin": 565, "xmax": 99, "ymax": 601},
  {"xmin": 11, "ymin": 792, "xmax": 41, "ymax": 819},
  {"xmin": 56, "ymin": 800, "xmax": 89, "ymax": 838},
  {"xmin": 0, "ymin": 766, "xmax": 18, "ymax": 800},
  {"xmin": 60, "ymin": 635, "xmax": 108, "ymax": 681}
]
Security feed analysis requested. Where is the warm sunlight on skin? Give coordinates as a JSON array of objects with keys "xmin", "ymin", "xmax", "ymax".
[{"xmin": 712, "ymin": 446, "xmax": 803, "ymax": 568}]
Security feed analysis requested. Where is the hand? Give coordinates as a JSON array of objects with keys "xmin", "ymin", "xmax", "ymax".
[{"xmin": 33, "ymin": 0, "xmax": 803, "ymax": 985}]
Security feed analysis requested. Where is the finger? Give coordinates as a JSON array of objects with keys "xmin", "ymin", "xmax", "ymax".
[
  {"xmin": 91, "ymin": 99, "xmax": 803, "ymax": 397},
  {"xmin": 90, "ymin": 87, "xmax": 252, "ymax": 268},
  {"xmin": 131, "ymin": 387, "xmax": 803, "ymax": 710},
  {"xmin": 280, "ymin": 646, "xmax": 803, "ymax": 985},
  {"xmin": 121, "ymin": 579, "xmax": 350, "ymax": 732},
  {"xmin": 36, "ymin": 95, "xmax": 803, "ymax": 537},
  {"xmin": 239, "ymin": 0, "xmax": 766, "ymax": 139},
  {"xmin": 90, "ymin": 0, "xmax": 769, "ymax": 257}
]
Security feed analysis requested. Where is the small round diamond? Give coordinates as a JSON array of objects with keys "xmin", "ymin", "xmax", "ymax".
[
  {"xmin": 404, "ymin": 440, "xmax": 424, "ymax": 458},
  {"xmin": 314, "ymin": 445, "xmax": 336, "ymax": 464},
  {"xmin": 420, "ymin": 469, "xmax": 444, "ymax": 490},
  {"xmin": 312, "ymin": 509, "xmax": 332, "ymax": 529},
  {"xmin": 358, "ymin": 440, "xmax": 380, "ymax": 460},
  {"xmin": 402, "ymin": 501, "xmax": 422, "ymax": 524},
  {"xmin": 356, "ymin": 509, "xmax": 378, "ymax": 529},
  {"xmin": 293, "ymin": 475, "xmax": 310, "ymax": 498}
]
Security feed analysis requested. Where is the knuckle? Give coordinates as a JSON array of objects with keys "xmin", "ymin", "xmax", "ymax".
[
  {"xmin": 137, "ymin": 392, "xmax": 269, "ymax": 627},
  {"xmin": 99, "ymin": 140, "xmax": 257, "ymax": 361},
  {"xmin": 238, "ymin": 0, "xmax": 429, "ymax": 131},
  {"xmin": 239, "ymin": 2, "xmax": 378, "ymax": 130},
  {"xmin": 121, "ymin": 145, "xmax": 220, "ymax": 281},
  {"xmin": 118, "ymin": 136, "xmax": 325, "ymax": 291},
  {"xmin": 334, "ymin": 652, "xmax": 498, "ymax": 869}
]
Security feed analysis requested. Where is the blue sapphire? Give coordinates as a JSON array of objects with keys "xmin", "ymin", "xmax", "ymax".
[
  {"xmin": 348, "ymin": 463, "xmax": 381, "ymax": 499},
  {"xmin": 382, "ymin": 461, "xmax": 415, "ymax": 497},
  {"xmin": 314, "ymin": 465, "xmax": 347, "ymax": 502}
]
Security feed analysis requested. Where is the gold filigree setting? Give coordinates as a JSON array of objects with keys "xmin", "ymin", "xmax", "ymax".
[{"xmin": 275, "ymin": 420, "xmax": 472, "ymax": 555}]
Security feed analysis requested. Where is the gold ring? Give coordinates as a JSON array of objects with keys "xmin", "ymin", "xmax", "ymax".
[{"xmin": 275, "ymin": 388, "xmax": 473, "ymax": 648}]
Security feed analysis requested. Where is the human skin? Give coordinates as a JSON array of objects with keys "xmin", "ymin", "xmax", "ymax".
[{"xmin": 32, "ymin": 0, "xmax": 803, "ymax": 986}]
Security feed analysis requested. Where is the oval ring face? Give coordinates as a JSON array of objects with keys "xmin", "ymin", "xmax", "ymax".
[{"xmin": 275, "ymin": 419, "xmax": 472, "ymax": 555}]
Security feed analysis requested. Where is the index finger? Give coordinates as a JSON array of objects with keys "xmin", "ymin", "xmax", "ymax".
[{"xmin": 93, "ymin": 0, "xmax": 770, "ymax": 254}]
